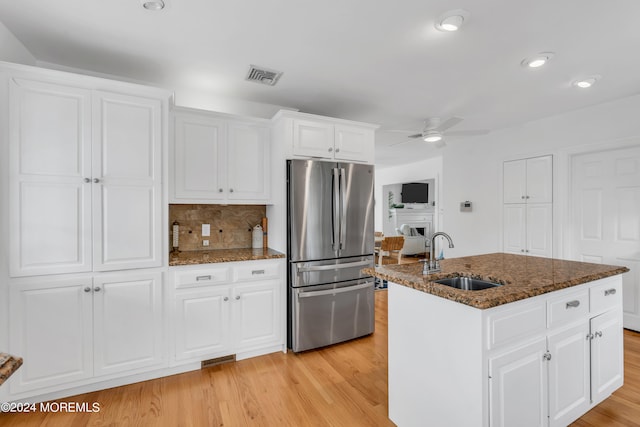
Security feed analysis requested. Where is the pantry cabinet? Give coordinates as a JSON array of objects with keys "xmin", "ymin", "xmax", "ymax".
[
  {"xmin": 8, "ymin": 74, "xmax": 165, "ymax": 277},
  {"xmin": 8, "ymin": 271, "xmax": 164, "ymax": 395},
  {"xmin": 171, "ymin": 108, "xmax": 270, "ymax": 203},
  {"xmin": 272, "ymin": 110, "xmax": 378, "ymax": 164}
]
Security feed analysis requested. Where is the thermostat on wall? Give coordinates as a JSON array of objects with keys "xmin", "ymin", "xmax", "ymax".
[{"xmin": 460, "ymin": 201, "xmax": 472, "ymax": 212}]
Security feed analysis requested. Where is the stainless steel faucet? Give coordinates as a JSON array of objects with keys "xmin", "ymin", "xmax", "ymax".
[{"xmin": 423, "ymin": 232, "xmax": 455, "ymax": 274}]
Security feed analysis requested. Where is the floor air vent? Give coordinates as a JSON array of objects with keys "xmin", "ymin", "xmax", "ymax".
[
  {"xmin": 245, "ymin": 65, "xmax": 283, "ymax": 86},
  {"xmin": 201, "ymin": 354, "xmax": 235, "ymax": 369}
]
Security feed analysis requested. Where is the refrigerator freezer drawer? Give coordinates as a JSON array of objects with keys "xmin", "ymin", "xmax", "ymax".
[
  {"xmin": 290, "ymin": 256, "xmax": 373, "ymax": 288},
  {"xmin": 291, "ymin": 280, "xmax": 374, "ymax": 352}
]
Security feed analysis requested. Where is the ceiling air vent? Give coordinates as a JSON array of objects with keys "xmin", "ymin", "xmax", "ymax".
[{"xmin": 245, "ymin": 65, "xmax": 283, "ymax": 86}]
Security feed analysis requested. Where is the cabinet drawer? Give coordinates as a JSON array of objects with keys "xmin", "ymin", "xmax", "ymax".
[
  {"xmin": 175, "ymin": 267, "xmax": 230, "ymax": 289},
  {"xmin": 234, "ymin": 261, "xmax": 281, "ymax": 282},
  {"xmin": 487, "ymin": 300, "xmax": 546, "ymax": 349},
  {"xmin": 547, "ymin": 290, "xmax": 589, "ymax": 329},
  {"xmin": 590, "ymin": 277, "xmax": 622, "ymax": 314}
]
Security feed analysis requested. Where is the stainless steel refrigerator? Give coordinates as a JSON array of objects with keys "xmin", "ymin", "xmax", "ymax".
[{"xmin": 287, "ymin": 159, "xmax": 375, "ymax": 352}]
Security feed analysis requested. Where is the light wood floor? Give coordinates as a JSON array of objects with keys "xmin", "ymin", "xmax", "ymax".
[{"xmin": 2, "ymin": 291, "xmax": 640, "ymax": 426}]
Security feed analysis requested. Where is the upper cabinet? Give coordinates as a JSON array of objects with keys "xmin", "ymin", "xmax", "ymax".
[
  {"xmin": 6, "ymin": 68, "xmax": 168, "ymax": 277},
  {"xmin": 504, "ymin": 155, "xmax": 553, "ymax": 204},
  {"xmin": 171, "ymin": 108, "xmax": 270, "ymax": 204},
  {"xmin": 273, "ymin": 110, "xmax": 378, "ymax": 164}
]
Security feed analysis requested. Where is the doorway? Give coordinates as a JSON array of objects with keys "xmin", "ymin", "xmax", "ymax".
[{"xmin": 570, "ymin": 144, "xmax": 640, "ymax": 331}]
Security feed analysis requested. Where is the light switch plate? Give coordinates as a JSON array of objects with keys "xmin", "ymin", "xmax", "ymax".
[
  {"xmin": 203, "ymin": 240, "xmax": 209, "ymax": 246},
  {"xmin": 202, "ymin": 223, "xmax": 211, "ymax": 236}
]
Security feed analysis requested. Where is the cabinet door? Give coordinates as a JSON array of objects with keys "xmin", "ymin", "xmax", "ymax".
[
  {"xmin": 547, "ymin": 322, "xmax": 590, "ymax": 427},
  {"xmin": 173, "ymin": 113, "xmax": 227, "ymax": 200},
  {"xmin": 93, "ymin": 272, "xmax": 164, "ymax": 376},
  {"xmin": 526, "ymin": 156, "xmax": 553, "ymax": 203},
  {"xmin": 489, "ymin": 338, "xmax": 548, "ymax": 427},
  {"xmin": 334, "ymin": 124, "xmax": 374, "ymax": 163},
  {"xmin": 590, "ymin": 310, "xmax": 624, "ymax": 404},
  {"xmin": 92, "ymin": 92, "xmax": 163, "ymax": 271},
  {"xmin": 503, "ymin": 159, "xmax": 527, "ymax": 203},
  {"xmin": 9, "ymin": 78, "xmax": 93, "ymax": 276},
  {"xmin": 9, "ymin": 277, "xmax": 93, "ymax": 393},
  {"xmin": 527, "ymin": 204, "xmax": 553, "ymax": 258},
  {"xmin": 503, "ymin": 204, "xmax": 526, "ymax": 255},
  {"xmin": 226, "ymin": 121, "xmax": 270, "ymax": 201},
  {"xmin": 292, "ymin": 119, "xmax": 334, "ymax": 158},
  {"xmin": 174, "ymin": 287, "xmax": 232, "ymax": 361},
  {"xmin": 232, "ymin": 280, "xmax": 281, "ymax": 352}
]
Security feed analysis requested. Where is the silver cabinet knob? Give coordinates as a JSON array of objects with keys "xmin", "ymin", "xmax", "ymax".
[
  {"xmin": 84, "ymin": 178, "xmax": 91, "ymax": 183},
  {"xmin": 229, "ymin": 188, "xmax": 234, "ymax": 193},
  {"xmin": 84, "ymin": 287, "xmax": 92, "ymax": 292},
  {"xmin": 235, "ymin": 295, "xmax": 240, "ymax": 300},
  {"xmin": 328, "ymin": 147, "xmax": 333, "ymax": 152},
  {"xmin": 595, "ymin": 331, "xmax": 603, "ymax": 338},
  {"xmin": 335, "ymin": 148, "xmax": 340, "ymax": 153},
  {"xmin": 526, "ymin": 195, "xmax": 530, "ymax": 199},
  {"xmin": 521, "ymin": 249, "xmax": 525, "ymax": 252},
  {"xmin": 218, "ymin": 188, "xmax": 223, "ymax": 193},
  {"xmin": 94, "ymin": 286, "xmax": 101, "ymax": 292},
  {"xmin": 93, "ymin": 178, "xmax": 100, "ymax": 183},
  {"xmin": 521, "ymin": 196, "xmax": 526, "ymax": 199},
  {"xmin": 223, "ymin": 297, "xmax": 229, "ymax": 302}
]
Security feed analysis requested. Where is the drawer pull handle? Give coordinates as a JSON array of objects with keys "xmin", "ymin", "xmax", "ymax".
[
  {"xmin": 604, "ymin": 288, "xmax": 617, "ymax": 296},
  {"xmin": 566, "ymin": 300, "xmax": 580, "ymax": 309},
  {"xmin": 252, "ymin": 270, "xmax": 265, "ymax": 275},
  {"xmin": 196, "ymin": 275, "xmax": 212, "ymax": 281}
]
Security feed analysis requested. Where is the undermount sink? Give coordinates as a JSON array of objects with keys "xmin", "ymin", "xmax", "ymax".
[{"xmin": 433, "ymin": 276, "xmax": 502, "ymax": 291}]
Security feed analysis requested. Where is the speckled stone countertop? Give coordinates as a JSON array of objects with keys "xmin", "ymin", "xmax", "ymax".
[
  {"xmin": 363, "ymin": 253, "xmax": 629, "ymax": 309},
  {"xmin": 169, "ymin": 248, "xmax": 285, "ymax": 266}
]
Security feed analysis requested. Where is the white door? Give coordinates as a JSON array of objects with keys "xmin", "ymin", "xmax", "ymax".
[
  {"xmin": 590, "ymin": 310, "xmax": 624, "ymax": 404},
  {"xmin": 232, "ymin": 281, "xmax": 280, "ymax": 352},
  {"xmin": 173, "ymin": 113, "xmax": 227, "ymax": 200},
  {"xmin": 9, "ymin": 277, "xmax": 93, "ymax": 393},
  {"xmin": 571, "ymin": 145, "xmax": 640, "ymax": 330},
  {"xmin": 489, "ymin": 338, "xmax": 548, "ymax": 427},
  {"xmin": 93, "ymin": 272, "xmax": 164, "ymax": 376},
  {"xmin": 503, "ymin": 159, "xmax": 527, "ymax": 204},
  {"xmin": 526, "ymin": 156, "xmax": 553, "ymax": 203},
  {"xmin": 527, "ymin": 204, "xmax": 553, "ymax": 258},
  {"xmin": 174, "ymin": 287, "xmax": 232, "ymax": 361},
  {"xmin": 547, "ymin": 322, "xmax": 590, "ymax": 427},
  {"xmin": 292, "ymin": 119, "xmax": 334, "ymax": 158},
  {"xmin": 92, "ymin": 92, "xmax": 163, "ymax": 271},
  {"xmin": 226, "ymin": 121, "xmax": 270, "ymax": 201},
  {"xmin": 9, "ymin": 78, "xmax": 93, "ymax": 277},
  {"xmin": 334, "ymin": 124, "xmax": 374, "ymax": 163},
  {"xmin": 503, "ymin": 204, "xmax": 526, "ymax": 255}
]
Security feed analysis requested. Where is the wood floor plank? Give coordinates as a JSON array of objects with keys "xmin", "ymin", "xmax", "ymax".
[{"xmin": 2, "ymin": 291, "xmax": 640, "ymax": 426}]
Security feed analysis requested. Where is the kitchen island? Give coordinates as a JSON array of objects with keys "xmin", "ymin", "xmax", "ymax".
[{"xmin": 365, "ymin": 253, "xmax": 629, "ymax": 427}]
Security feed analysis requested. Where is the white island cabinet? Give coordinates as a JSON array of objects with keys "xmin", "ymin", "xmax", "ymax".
[{"xmin": 388, "ymin": 274, "xmax": 624, "ymax": 427}]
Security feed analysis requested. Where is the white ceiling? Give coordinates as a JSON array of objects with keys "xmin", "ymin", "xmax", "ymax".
[{"xmin": 1, "ymin": 0, "xmax": 640, "ymax": 167}]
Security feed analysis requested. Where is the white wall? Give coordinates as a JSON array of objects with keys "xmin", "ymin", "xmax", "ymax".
[
  {"xmin": 375, "ymin": 157, "xmax": 443, "ymax": 234},
  {"xmin": 442, "ymin": 93, "xmax": 640, "ymax": 258},
  {"xmin": 0, "ymin": 21, "xmax": 36, "ymax": 65}
]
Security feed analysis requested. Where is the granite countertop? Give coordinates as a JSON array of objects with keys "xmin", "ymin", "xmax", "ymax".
[
  {"xmin": 364, "ymin": 253, "xmax": 629, "ymax": 309},
  {"xmin": 169, "ymin": 248, "xmax": 285, "ymax": 266}
]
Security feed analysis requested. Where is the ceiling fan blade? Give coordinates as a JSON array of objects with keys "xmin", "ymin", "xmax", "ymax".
[
  {"xmin": 407, "ymin": 133, "xmax": 422, "ymax": 139},
  {"xmin": 446, "ymin": 129, "xmax": 490, "ymax": 137},
  {"xmin": 436, "ymin": 116, "xmax": 463, "ymax": 132}
]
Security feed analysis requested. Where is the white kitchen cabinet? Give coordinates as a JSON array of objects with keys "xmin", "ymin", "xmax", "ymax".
[
  {"xmin": 504, "ymin": 155, "xmax": 552, "ymax": 204},
  {"xmin": 8, "ymin": 74, "xmax": 165, "ymax": 277},
  {"xmin": 8, "ymin": 271, "xmax": 164, "ymax": 395},
  {"xmin": 171, "ymin": 108, "xmax": 270, "ymax": 203},
  {"xmin": 590, "ymin": 309, "xmax": 624, "ymax": 404},
  {"xmin": 503, "ymin": 155, "xmax": 553, "ymax": 258},
  {"xmin": 272, "ymin": 110, "xmax": 378, "ymax": 164},
  {"xmin": 171, "ymin": 259, "xmax": 284, "ymax": 363}
]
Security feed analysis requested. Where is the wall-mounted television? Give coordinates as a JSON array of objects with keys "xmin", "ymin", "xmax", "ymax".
[{"xmin": 401, "ymin": 182, "xmax": 428, "ymax": 203}]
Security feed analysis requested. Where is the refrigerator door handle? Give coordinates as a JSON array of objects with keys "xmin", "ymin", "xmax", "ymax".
[
  {"xmin": 332, "ymin": 167, "xmax": 340, "ymax": 251},
  {"xmin": 296, "ymin": 259, "xmax": 371, "ymax": 272},
  {"xmin": 339, "ymin": 167, "xmax": 347, "ymax": 250}
]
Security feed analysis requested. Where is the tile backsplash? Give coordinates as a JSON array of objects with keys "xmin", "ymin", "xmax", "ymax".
[{"xmin": 169, "ymin": 204, "xmax": 266, "ymax": 251}]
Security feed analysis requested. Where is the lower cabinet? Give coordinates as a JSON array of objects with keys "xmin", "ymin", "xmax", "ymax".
[
  {"xmin": 171, "ymin": 259, "xmax": 285, "ymax": 363},
  {"xmin": 8, "ymin": 271, "xmax": 165, "ymax": 395}
]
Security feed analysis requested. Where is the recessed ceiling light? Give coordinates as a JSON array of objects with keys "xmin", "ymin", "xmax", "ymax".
[
  {"xmin": 521, "ymin": 52, "xmax": 555, "ymax": 68},
  {"xmin": 435, "ymin": 10, "xmax": 470, "ymax": 32},
  {"xmin": 573, "ymin": 75, "xmax": 601, "ymax": 89},
  {"xmin": 423, "ymin": 131, "xmax": 443, "ymax": 143},
  {"xmin": 142, "ymin": 0, "xmax": 165, "ymax": 11}
]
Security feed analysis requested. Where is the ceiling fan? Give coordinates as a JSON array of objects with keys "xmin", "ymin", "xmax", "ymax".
[{"xmin": 389, "ymin": 117, "xmax": 489, "ymax": 148}]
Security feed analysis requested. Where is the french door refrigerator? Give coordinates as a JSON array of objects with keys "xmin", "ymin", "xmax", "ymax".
[{"xmin": 287, "ymin": 159, "xmax": 375, "ymax": 352}]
